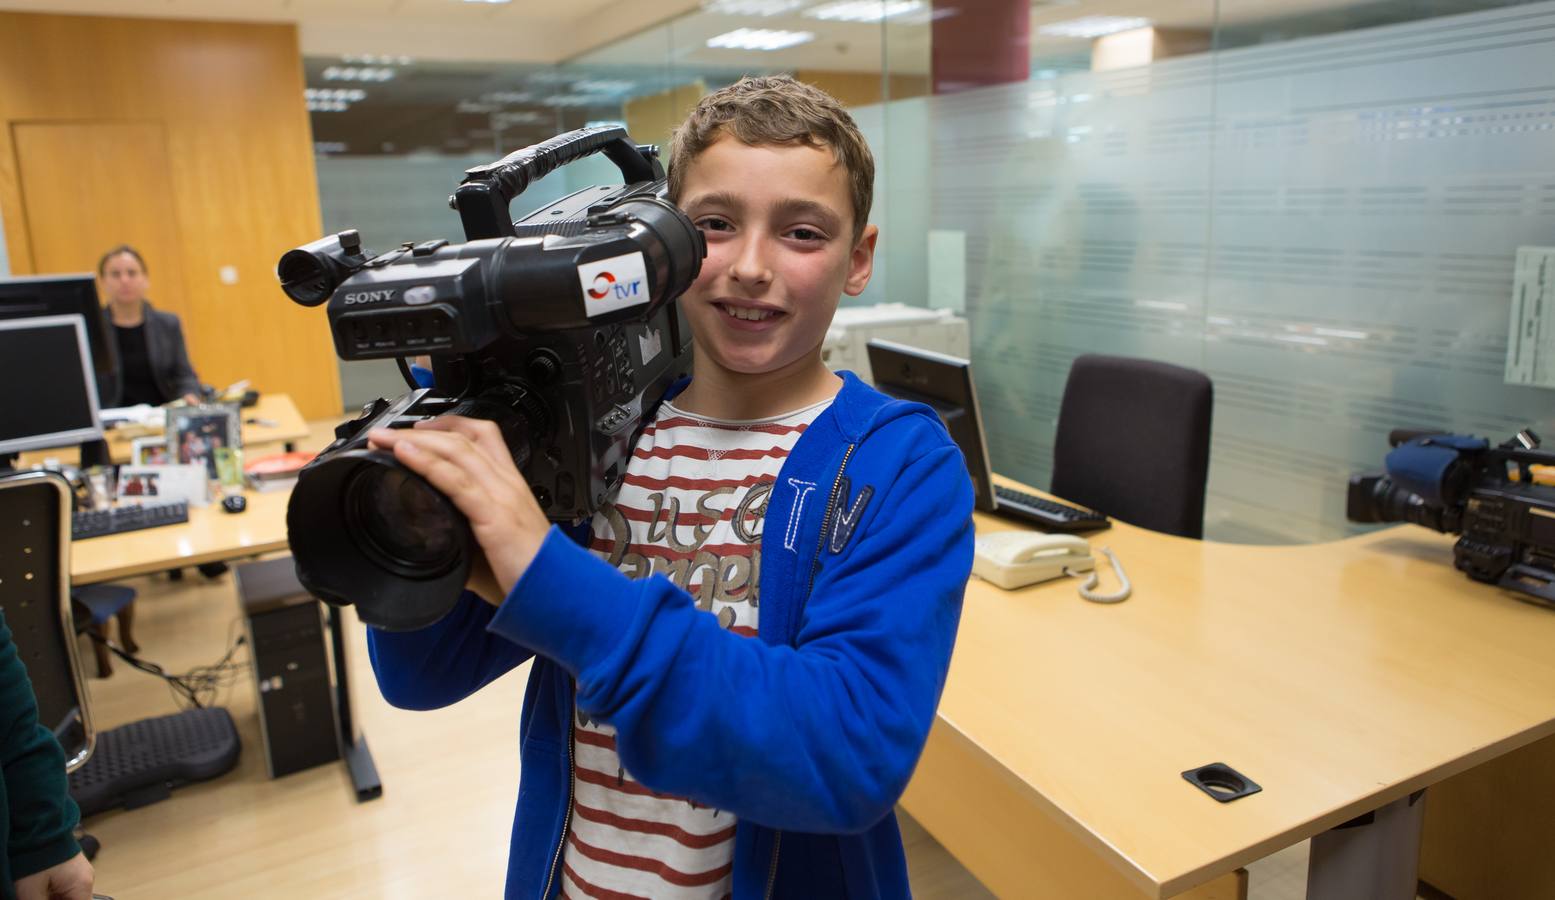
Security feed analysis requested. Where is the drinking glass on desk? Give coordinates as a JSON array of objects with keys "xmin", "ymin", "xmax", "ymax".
[{"xmin": 85, "ymin": 466, "xmax": 114, "ymax": 509}]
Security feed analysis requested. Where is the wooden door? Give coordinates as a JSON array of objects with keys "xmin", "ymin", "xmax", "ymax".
[{"xmin": 13, "ymin": 121, "xmax": 189, "ymax": 316}]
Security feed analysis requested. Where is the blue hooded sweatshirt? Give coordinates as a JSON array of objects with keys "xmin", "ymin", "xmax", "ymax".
[{"xmin": 367, "ymin": 371, "xmax": 975, "ymax": 899}]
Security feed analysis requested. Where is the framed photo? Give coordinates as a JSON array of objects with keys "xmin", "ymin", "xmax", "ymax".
[
  {"xmin": 167, "ymin": 405, "xmax": 241, "ymax": 481},
  {"xmin": 115, "ymin": 467, "xmax": 164, "ymax": 501},
  {"xmin": 117, "ymin": 464, "xmax": 209, "ymax": 507},
  {"xmin": 213, "ymin": 446, "xmax": 244, "ymax": 489},
  {"xmin": 130, "ymin": 436, "xmax": 172, "ymax": 467}
]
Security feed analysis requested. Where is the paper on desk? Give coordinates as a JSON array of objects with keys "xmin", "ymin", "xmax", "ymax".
[{"xmin": 101, "ymin": 404, "xmax": 166, "ymax": 428}]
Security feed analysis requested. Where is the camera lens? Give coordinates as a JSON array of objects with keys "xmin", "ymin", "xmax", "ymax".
[
  {"xmin": 288, "ymin": 446, "xmax": 474, "ymax": 632},
  {"xmin": 347, "ymin": 464, "xmax": 460, "ymax": 576},
  {"xmin": 1346, "ymin": 473, "xmax": 1460, "ymax": 533}
]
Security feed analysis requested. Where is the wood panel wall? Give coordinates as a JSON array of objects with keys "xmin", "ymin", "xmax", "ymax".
[{"xmin": 0, "ymin": 12, "xmax": 341, "ymax": 419}]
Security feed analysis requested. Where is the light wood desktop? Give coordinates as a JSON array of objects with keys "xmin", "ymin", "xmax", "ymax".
[
  {"xmin": 900, "ymin": 476, "xmax": 1555, "ymax": 898},
  {"xmin": 70, "ymin": 486, "xmax": 290, "ymax": 586},
  {"xmin": 20, "ymin": 393, "xmax": 309, "ymax": 468}
]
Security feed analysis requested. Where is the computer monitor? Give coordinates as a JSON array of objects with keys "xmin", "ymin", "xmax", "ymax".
[
  {"xmin": 0, "ymin": 315, "xmax": 105, "ymax": 457},
  {"xmin": 0, "ymin": 274, "xmax": 118, "ymax": 401},
  {"xmin": 866, "ymin": 339, "xmax": 997, "ymax": 515}
]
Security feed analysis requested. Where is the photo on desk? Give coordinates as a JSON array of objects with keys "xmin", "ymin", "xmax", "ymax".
[
  {"xmin": 116, "ymin": 467, "xmax": 162, "ymax": 499},
  {"xmin": 130, "ymin": 436, "xmax": 171, "ymax": 466},
  {"xmin": 116, "ymin": 464, "xmax": 209, "ymax": 507},
  {"xmin": 167, "ymin": 405, "xmax": 241, "ymax": 481},
  {"xmin": 213, "ymin": 446, "xmax": 244, "ymax": 489}
]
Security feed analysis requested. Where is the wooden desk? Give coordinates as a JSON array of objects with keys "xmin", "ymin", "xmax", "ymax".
[
  {"xmin": 21, "ymin": 393, "xmax": 310, "ymax": 467},
  {"xmin": 70, "ymin": 487, "xmax": 290, "ymax": 585},
  {"xmin": 901, "ymin": 482, "xmax": 1555, "ymax": 899}
]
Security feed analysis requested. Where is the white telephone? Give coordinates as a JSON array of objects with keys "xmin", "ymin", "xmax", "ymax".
[{"xmin": 973, "ymin": 532, "xmax": 1094, "ymax": 590}]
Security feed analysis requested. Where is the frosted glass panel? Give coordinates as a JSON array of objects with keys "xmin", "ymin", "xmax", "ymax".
[
  {"xmin": 1200, "ymin": 2, "xmax": 1555, "ymax": 540},
  {"xmin": 911, "ymin": 2, "xmax": 1555, "ymax": 543},
  {"xmin": 922, "ymin": 63, "xmax": 1217, "ymax": 511},
  {"xmin": 310, "ymin": 0, "xmax": 1555, "ymax": 542}
]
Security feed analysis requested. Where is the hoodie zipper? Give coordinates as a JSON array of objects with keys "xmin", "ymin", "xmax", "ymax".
[
  {"xmin": 763, "ymin": 830, "xmax": 783, "ymax": 900},
  {"xmin": 542, "ymin": 688, "xmax": 577, "ymax": 899},
  {"xmin": 765, "ymin": 442, "xmax": 856, "ymax": 900},
  {"xmin": 807, "ymin": 443, "xmax": 856, "ymax": 596}
]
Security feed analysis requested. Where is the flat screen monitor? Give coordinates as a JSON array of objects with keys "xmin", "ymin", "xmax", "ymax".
[
  {"xmin": 866, "ymin": 339, "xmax": 997, "ymax": 514},
  {"xmin": 0, "ymin": 274, "xmax": 118, "ymax": 400},
  {"xmin": 0, "ymin": 315, "xmax": 104, "ymax": 455}
]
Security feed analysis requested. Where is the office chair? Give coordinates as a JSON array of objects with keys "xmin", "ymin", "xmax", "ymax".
[
  {"xmin": 71, "ymin": 585, "xmax": 138, "ymax": 678},
  {"xmin": 0, "ymin": 471, "xmax": 102, "ymax": 866},
  {"xmin": 1050, "ymin": 354, "xmax": 1214, "ymax": 539},
  {"xmin": 2, "ymin": 472, "xmax": 240, "ymax": 823},
  {"xmin": 0, "ymin": 470, "xmax": 96, "ymax": 771}
]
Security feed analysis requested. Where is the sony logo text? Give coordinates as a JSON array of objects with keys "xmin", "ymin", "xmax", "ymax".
[{"xmin": 343, "ymin": 289, "xmax": 396, "ymax": 305}]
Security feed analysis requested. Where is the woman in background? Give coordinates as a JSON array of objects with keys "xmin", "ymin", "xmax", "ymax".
[{"xmin": 98, "ymin": 245, "xmax": 202, "ymax": 407}]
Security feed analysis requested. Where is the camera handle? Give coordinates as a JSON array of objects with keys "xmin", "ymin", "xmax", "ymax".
[{"xmin": 452, "ymin": 125, "xmax": 664, "ymax": 240}]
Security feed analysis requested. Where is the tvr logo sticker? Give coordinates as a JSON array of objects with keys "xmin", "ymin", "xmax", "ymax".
[
  {"xmin": 587, "ymin": 271, "xmax": 616, "ymax": 300},
  {"xmin": 578, "ymin": 252, "xmax": 650, "ymax": 316}
]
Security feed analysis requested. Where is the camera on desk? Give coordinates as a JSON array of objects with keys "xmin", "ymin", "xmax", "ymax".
[
  {"xmin": 1347, "ymin": 428, "xmax": 1555, "ymax": 607},
  {"xmin": 276, "ymin": 126, "xmax": 704, "ymax": 632}
]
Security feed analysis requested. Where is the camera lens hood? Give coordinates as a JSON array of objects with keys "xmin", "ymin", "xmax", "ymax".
[{"xmin": 287, "ymin": 447, "xmax": 474, "ymax": 631}]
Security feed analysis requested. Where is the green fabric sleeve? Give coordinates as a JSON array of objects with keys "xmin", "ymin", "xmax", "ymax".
[{"xmin": 1, "ymin": 609, "xmax": 82, "ymax": 883}]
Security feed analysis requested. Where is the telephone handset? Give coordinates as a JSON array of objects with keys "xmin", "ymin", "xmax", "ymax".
[
  {"xmin": 974, "ymin": 531, "xmax": 1132, "ymax": 602},
  {"xmin": 973, "ymin": 532, "xmax": 1095, "ymax": 590}
]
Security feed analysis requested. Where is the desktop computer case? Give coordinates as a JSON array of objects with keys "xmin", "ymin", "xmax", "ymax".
[{"xmin": 237, "ymin": 559, "xmax": 341, "ymax": 778}]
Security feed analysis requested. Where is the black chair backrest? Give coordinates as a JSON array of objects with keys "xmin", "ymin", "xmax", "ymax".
[
  {"xmin": 1050, "ymin": 354, "xmax": 1214, "ymax": 540},
  {"xmin": 0, "ymin": 471, "xmax": 94, "ymax": 770}
]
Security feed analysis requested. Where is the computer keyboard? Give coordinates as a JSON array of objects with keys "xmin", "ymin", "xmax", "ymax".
[
  {"xmin": 993, "ymin": 486, "xmax": 1111, "ymax": 533},
  {"xmin": 72, "ymin": 501, "xmax": 190, "ymax": 540}
]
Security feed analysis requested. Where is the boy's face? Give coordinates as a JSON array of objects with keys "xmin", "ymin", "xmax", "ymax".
[{"xmin": 677, "ymin": 134, "xmax": 877, "ymax": 383}]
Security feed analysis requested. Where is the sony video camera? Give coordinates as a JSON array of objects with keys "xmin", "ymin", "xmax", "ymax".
[
  {"xmin": 276, "ymin": 127, "xmax": 704, "ymax": 631},
  {"xmin": 1347, "ymin": 428, "xmax": 1555, "ymax": 608}
]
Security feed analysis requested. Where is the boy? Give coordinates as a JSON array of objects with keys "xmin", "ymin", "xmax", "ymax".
[{"xmin": 366, "ymin": 75, "xmax": 975, "ymax": 899}]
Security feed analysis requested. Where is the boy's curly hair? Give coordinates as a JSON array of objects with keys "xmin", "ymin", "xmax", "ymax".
[{"xmin": 668, "ymin": 75, "xmax": 874, "ymax": 239}]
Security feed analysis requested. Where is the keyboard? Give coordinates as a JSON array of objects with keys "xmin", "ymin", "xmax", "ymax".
[
  {"xmin": 993, "ymin": 486, "xmax": 1110, "ymax": 533},
  {"xmin": 72, "ymin": 502, "xmax": 190, "ymax": 540}
]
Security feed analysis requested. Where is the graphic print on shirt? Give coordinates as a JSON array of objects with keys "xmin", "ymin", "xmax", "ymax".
[
  {"xmin": 592, "ymin": 478, "xmax": 773, "ymax": 617},
  {"xmin": 566, "ymin": 398, "xmax": 831, "ymax": 900}
]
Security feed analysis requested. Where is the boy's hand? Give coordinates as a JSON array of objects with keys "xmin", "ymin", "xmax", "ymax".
[{"xmin": 367, "ymin": 416, "xmax": 550, "ymax": 603}]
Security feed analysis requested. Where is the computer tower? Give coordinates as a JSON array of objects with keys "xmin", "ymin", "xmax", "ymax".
[{"xmin": 235, "ymin": 558, "xmax": 341, "ymax": 778}]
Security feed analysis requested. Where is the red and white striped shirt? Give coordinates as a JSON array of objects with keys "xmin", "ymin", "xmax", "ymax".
[{"xmin": 562, "ymin": 397, "xmax": 831, "ymax": 900}]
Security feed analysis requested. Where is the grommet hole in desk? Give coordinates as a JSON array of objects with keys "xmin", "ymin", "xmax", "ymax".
[{"xmin": 1182, "ymin": 762, "xmax": 1262, "ymax": 803}]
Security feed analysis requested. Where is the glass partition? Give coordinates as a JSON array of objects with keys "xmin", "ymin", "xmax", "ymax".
[{"xmin": 308, "ymin": 0, "xmax": 1555, "ymax": 543}]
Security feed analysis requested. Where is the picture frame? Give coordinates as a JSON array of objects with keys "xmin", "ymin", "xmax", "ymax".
[
  {"xmin": 114, "ymin": 466, "xmax": 164, "ymax": 502},
  {"xmin": 116, "ymin": 464, "xmax": 209, "ymax": 507},
  {"xmin": 166, "ymin": 404, "xmax": 242, "ymax": 481},
  {"xmin": 213, "ymin": 446, "xmax": 244, "ymax": 489},
  {"xmin": 130, "ymin": 436, "xmax": 172, "ymax": 467}
]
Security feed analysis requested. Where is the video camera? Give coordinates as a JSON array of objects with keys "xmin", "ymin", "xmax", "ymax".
[
  {"xmin": 276, "ymin": 127, "xmax": 704, "ymax": 631},
  {"xmin": 1347, "ymin": 428, "xmax": 1555, "ymax": 608}
]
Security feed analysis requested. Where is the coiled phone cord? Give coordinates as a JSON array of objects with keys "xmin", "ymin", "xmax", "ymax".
[{"xmin": 1064, "ymin": 547, "xmax": 1132, "ymax": 604}]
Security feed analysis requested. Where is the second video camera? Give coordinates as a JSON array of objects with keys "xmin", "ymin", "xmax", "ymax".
[
  {"xmin": 1347, "ymin": 428, "xmax": 1555, "ymax": 608},
  {"xmin": 277, "ymin": 127, "xmax": 704, "ymax": 630}
]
